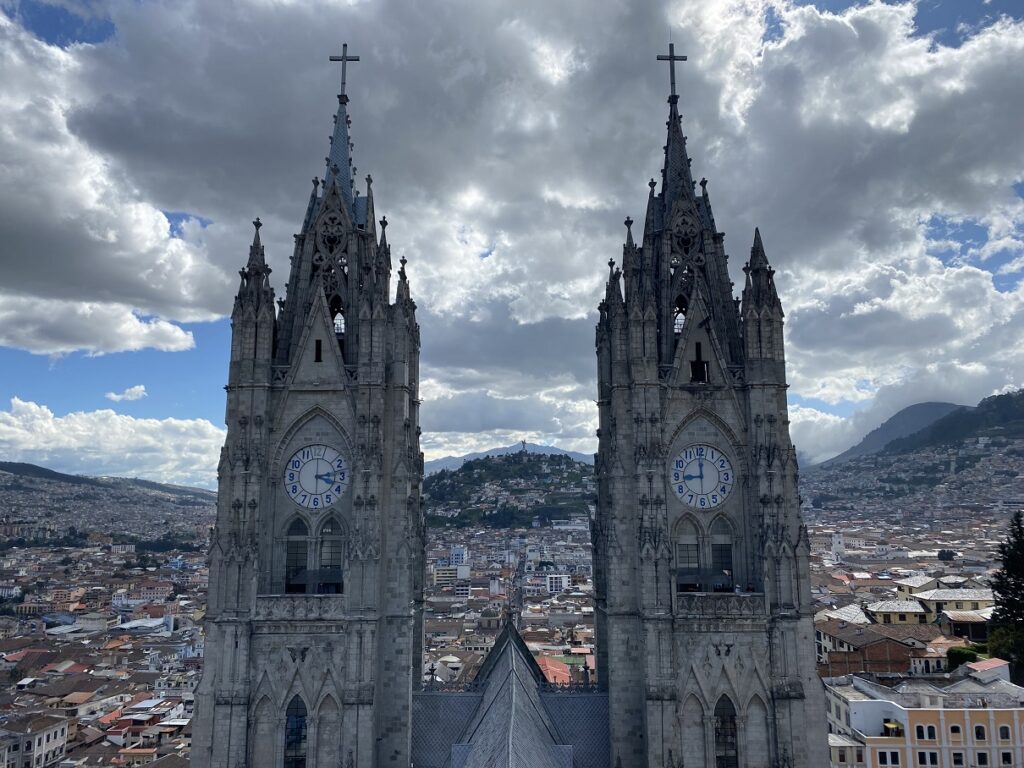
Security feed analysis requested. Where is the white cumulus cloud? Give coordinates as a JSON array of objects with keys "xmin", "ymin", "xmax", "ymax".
[
  {"xmin": 104, "ymin": 384, "xmax": 147, "ymax": 402},
  {"xmin": 0, "ymin": 398, "xmax": 224, "ymax": 487}
]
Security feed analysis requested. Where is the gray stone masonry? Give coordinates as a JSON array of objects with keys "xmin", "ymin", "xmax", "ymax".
[{"xmin": 593, "ymin": 88, "xmax": 828, "ymax": 768}]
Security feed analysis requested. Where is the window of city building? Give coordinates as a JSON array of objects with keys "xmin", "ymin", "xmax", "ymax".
[
  {"xmin": 316, "ymin": 516, "xmax": 344, "ymax": 594},
  {"xmin": 976, "ymin": 725, "xmax": 987, "ymax": 742},
  {"xmin": 952, "ymin": 753, "xmax": 964, "ymax": 766},
  {"xmin": 285, "ymin": 518, "xmax": 309, "ymax": 594},
  {"xmin": 916, "ymin": 726, "xmax": 925, "ymax": 740},
  {"xmin": 927, "ymin": 726, "xmax": 936, "ymax": 740},
  {"xmin": 951, "ymin": 725, "xmax": 962, "ymax": 739},
  {"xmin": 838, "ymin": 748, "xmax": 847, "ymax": 763},
  {"xmin": 1001, "ymin": 752, "xmax": 1012, "ymax": 766},
  {"xmin": 879, "ymin": 751, "xmax": 888, "ymax": 765},
  {"xmin": 710, "ymin": 517, "xmax": 734, "ymax": 591},
  {"xmin": 284, "ymin": 695, "xmax": 308, "ymax": 768},
  {"xmin": 998, "ymin": 725, "xmax": 1010, "ymax": 741},
  {"xmin": 978, "ymin": 753, "xmax": 989, "ymax": 766},
  {"xmin": 713, "ymin": 696, "xmax": 739, "ymax": 768}
]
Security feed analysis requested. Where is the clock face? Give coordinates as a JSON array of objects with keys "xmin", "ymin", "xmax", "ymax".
[
  {"xmin": 283, "ymin": 444, "xmax": 349, "ymax": 511},
  {"xmin": 670, "ymin": 444, "xmax": 734, "ymax": 509}
]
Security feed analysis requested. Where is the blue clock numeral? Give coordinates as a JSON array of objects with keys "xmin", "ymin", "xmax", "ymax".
[
  {"xmin": 699, "ymin": 496, "xmax": 707, "ymax": 507},
  {"xmin": 719, "ymin": 459, "xmax": 726, "ymax": 469},
  {"xmin": 325, "ymin": 494, "xmax": 332, "ymax": 504},
  {"xmin": 291, "ymin": 485, "xmax": 298, "ymax": 494},
  {"xmin": 686, "ymin": 494, "xmax": 694, "ymax": 504},
  {"xmin": 334, "ymin": 485, "xmax": 342, "ymax": 494},
  {"xmin": 292, "ymin": 460, "xmax": 300, "ymax": 469},
  {"xmin": 337, "ymin": 472, "xmax": 346, "ymax": 482},
  {"xmin": 710, "ymin": 494, "xmax": 718, "ymax": 504},
  {"xmin": 722, "ymin": 472, "xmax": 730, "ymax": 482},
  {"xmin": 335, "ymin": 459, "xmax": 345, "ymax": 469},
  {"xmin": 312, "ymin": 497, "xmax": 319, "ymax": 507},
  {"xmin": 299, "ymin": 494, "xmax": 307, "ymax": 504},
  {"xmin": 721, "ymin": 485, "xmax": 728, "ymax": 494}
]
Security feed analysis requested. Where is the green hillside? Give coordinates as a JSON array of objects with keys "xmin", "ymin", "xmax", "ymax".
[{"xmin": 885, "ymin": 389, "xmax": 1024, "ymax": 454}]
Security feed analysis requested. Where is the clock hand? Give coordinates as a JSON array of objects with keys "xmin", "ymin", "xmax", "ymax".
[
  {"xmin": 698, "ymin": 459, "xmax": 704, "ymax": 492},
  {"xmin": 315, "ymin": 472, "xmax": 335, "ymax": 483},
  {"xmin": 682, "ymin": 474, "xmax": 701, "ymax": 481}
]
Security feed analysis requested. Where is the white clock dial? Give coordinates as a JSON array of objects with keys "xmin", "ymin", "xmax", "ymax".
[
  {"xmin": 670, "ymin": 443, "xmax": 734, "ymax": 509},
  {"xmin": 283, "ymin": 444, "xmax": 349, "ymax": 511}
]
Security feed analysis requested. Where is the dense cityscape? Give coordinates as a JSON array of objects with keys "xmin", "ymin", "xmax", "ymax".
[{"xmin": 0, "ymin": 413, "xmax": 1021, "ymax": 766}]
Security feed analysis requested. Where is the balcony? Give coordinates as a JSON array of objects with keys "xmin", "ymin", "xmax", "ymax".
[
  {"xmin": 674, "ymin": 592, "xmax": 766, "ymax": 618},
  {"xmin": 254, "ymin": 594, "xmax": 347, "ymax": 621}
]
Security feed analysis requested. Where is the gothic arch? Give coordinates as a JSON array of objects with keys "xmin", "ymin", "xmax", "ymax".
[
  {"xmin": 681, "ymin": 694, "xmax": 706, "ymax": 765},
  {"xmin": 271, "ymin": 405, "xmax": 355, "ymax": 468},
  {"xmin": 315, "ymin": 694, "xmax": 341, "ymax": 767},
  {"xmin": 745, "ymin": 696, "xmax": 770, "ymax": 768},
  {"xmin": 667, "ymin": 408, "xmax": 742, "ymax": 466},
  {"xmin": 714, "ymin": 695, "xmax": 739, "ymax": 768},
  {"xmin": 250, "ymin": 696, "xmax": 277, "ymax": 768},
  {"xmin": 284, "ymin": 694, "xmax": 309, "ymax": 768}
]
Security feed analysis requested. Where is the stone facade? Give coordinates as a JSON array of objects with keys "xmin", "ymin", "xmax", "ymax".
[
  {"xmin": 592, "ymin": 83, "xmax": 828, "ymax": 767},
  {"xmin": 191, "ymin": 71, "xmax": 424, "ymax": 768}
]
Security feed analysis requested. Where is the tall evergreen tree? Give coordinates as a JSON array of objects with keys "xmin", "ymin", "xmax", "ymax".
[{"xmin": 992, "ymin": 510, "xmax": 1024, "ymax": 626}]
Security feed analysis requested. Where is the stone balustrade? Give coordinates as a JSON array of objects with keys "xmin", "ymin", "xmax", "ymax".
[
  {"xmin": 674, "ymin": 592, "xmax": 766, "ymax": 618},
  {"xmin": 253, "ymin": 594, "xmax": 347, "ymax": 621}
]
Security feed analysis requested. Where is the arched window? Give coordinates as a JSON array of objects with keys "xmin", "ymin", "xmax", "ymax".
[
  {"xmin": 714, "ymin": 696, "xmax": 739, "ymax": 768},
  {"xmin": 927, "ymin": 725, "xmax": 936, "ymax": 740},
  {"xmin": 285, "ymin": 518, "xmax": 309, "ymax": 594},
  {"xmin": 284, "ymin": 696, "xmax": 308, "ymax": 768},
  {"xmin": 998, "ymin": 725, "xmax": 1010, "ymax": 740},
  {"xmin": 673, "ymin": 295, "xmax": 687, "ymax": 334},
  {"xmin": 974, "ymin": 724, "xmax": 986, "ymax": 741},
  {"xmin": 950, "ymin": 724, "xmax": 962, "ymax": 739},
  {"xmin": 333, "ymin": 311, "xmax": 345, "ymax": 335},
  {"xmin": 675, "ymin": 517, "xmax": 700, "ymax": 593},
  {"xmin": 710, "ymin": 517, "xmax": 734, "ymax": 592},
  {"xmin": 316, "ymin": 516, "xmax": 344, "ymax": 594},
  {"xmin": 916, "ymin": 725, "xmax": 925, "ymax": 740}
]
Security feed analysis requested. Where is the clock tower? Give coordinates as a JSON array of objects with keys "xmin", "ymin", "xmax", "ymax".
[
  {"xmin": 192, "ymin": 48, "xmax": 424, "ymax": 768},
  {"xmin": 593, "ymin": 47, "xmax": 827, "ymax": 768}
]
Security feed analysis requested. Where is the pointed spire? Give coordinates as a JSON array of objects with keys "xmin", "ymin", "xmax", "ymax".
[
  {"xmin": 624, "ymin": 216, "xmax": 634, "ymax": 249},
  {"xmin": 661, "ymin": 94, "xmax": 696, "ymax": 216},
  {"xmin": 246, "ymin": 217, "xmax": 266, "ymax": 271},
  {"xmin": 379, "ymin": 215, "xmax": 388, "ymax": 250},
  {"xmin": 323, "ymin": 46, "xmax": 359, "ymax": 211},
  {"xmin": 749, "ymin": 227, "xmax": 769, "ymax": 271}
]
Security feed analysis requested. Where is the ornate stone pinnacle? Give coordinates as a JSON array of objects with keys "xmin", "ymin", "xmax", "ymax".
[
  {"xmin": 649, "ymin": 178, "xmax": 657, "ymax": 191},
  {"xmin": 380, "ymin": 216, "xmax": 388, "ymax": 230},
  {"xmin": 624, "ymin": 216, "xmax": 633, "ymax": 231},
  {"xmin": 253, "ymin": 217, "xmax": 262, "ymax": 231}
]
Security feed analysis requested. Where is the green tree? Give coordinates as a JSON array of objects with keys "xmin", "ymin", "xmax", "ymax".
[
  {"xmin": 947, "ymin": 647, "xmax": 978, "ymax": 671},
  {"xmin": 992, "ymin": 511, "xmax": 1024, "ymax": 626},
  {"xmin": 937, "ymin": 549, "xmax": 956, "ymax": 562},
  {"xmin": 990, "ymin": 510, "xmax": 1024, "ymax": 679}
]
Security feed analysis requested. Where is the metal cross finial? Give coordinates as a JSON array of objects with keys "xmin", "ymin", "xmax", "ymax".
[
  {"xmin": 329, "ymin": 44, "xmax": 360, "ymax": 102},
  {"xmin": 656, "ymin": 42, "xmax": 688, "ymax": 98},
  {"xmin": 253, "ymin": 217, "xmax": 262, "ymax": 231}
]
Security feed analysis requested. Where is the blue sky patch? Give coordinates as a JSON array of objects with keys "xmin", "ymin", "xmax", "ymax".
[
  {"xmin": 8, "ymin": 0, "xmax": 114, "ymax": 47},
  {"xmin": 163, "ymin": 211, "xmax": 212, "ymax": 239},
  {"xmin": 0, "ymin": 319, "xmax": 231, "ymax": 426}
]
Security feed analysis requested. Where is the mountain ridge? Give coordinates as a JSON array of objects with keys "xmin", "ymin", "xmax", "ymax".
[
  {"xmin": 819, "ymin": 402, "xmax": 964, "ymax": 467},
  {"xmin": 424, "ymin": 442, "xmax": 593, "ymax": 475}
]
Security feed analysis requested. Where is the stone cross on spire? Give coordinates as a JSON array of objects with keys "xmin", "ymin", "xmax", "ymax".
[
  {"xmin": 656, "ymin": 42, "xmax": 687, "ymax": 99},
  {"xmin": 329, "ymin": 43, "xmax": 360, "ymax": 104}
]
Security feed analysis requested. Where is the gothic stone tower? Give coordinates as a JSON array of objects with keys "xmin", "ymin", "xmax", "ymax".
[
  {"xmin": 593, "ymin": 49, "xmax": 827, "ymax": 768},
  {"xmin": 193, "ymin": 50, "xmax": 424, "ymax": 768}
]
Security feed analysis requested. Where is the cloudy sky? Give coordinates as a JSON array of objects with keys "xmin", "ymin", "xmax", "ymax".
[{"xmin": 0, "ymin": 0, "xmax": 1022, "ymax": 487}]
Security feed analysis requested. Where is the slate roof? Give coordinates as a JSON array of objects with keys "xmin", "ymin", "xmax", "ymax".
[
  {"xmin": 411, "ymin": 623, "xmax": 609, "ymax": 768},
  {"xmin": 913, "ymin": 589, "xmax": 993, "ymax": 602},
  {"xmin": 450, "ymin": 623, "xmax": 571, "ymax": 768},
  {"xmin": 866, "ymin": 600, "xmax": 926, "ymax": 613}
]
